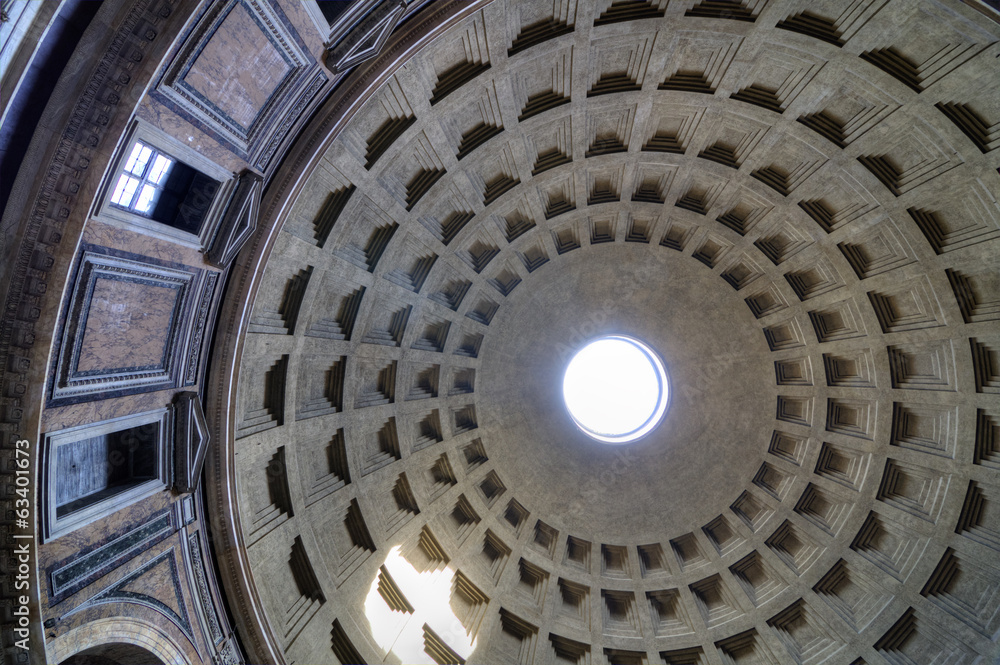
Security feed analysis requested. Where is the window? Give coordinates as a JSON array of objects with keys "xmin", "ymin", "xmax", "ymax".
[
  {"xmin": 316, "ymin": 0, "xmax": 352, "ymax": 25},
  {"xmin": 43, "ymin": 409, "xmax": 172, "ymax": 540},
  {"xmin": 95, "ymin": 120, "xmax": 234, "ymax": 249},
  {"xmin": 109, "ymin": 140, "xmax": 220, "ymax": 235},
  {"xmin": 304, "ymin": 0, "xmax": 353, "ymax": 36}
]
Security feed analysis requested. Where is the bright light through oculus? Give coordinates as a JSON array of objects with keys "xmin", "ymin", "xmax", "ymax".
[
  {"xmin": 562, "ymin": 335, "xmax": 668, "ymax": 443},
  {"xmin": 364, "ymin": 546, "xmax": 477, "ymax": 664}
]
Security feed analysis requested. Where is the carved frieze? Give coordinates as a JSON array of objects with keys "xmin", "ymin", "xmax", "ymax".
[{"xmin": 183, "ymin": 271, "xmax": 220, "ymax": 386}]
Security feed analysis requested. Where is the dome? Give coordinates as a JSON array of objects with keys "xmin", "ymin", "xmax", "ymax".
[{"xmin": 2, "ymin": 0, "xmax": 1000, "ymax": 663}]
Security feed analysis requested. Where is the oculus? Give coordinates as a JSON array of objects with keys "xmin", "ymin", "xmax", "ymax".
[{"xmin": 563, "ymin": 335, "xmax": 669, "ymax": 444}]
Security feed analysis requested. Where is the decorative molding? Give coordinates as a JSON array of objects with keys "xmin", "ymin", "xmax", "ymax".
[
  {"xmin": 50, "ymin": 247, "xmax": 199, "ymax": 405},
  {"xmin": 324, "ymin": 0, "xmax": 407, "ymax": 73},
  {"xmin": 61, "ymin": 547, "xmax": 196, "ymax": 646},
  {"xmin": 185, "ymin": 530, "xmax": 246, "ymax": 663},
  {"xmin": 155, "ymin": 0, "xmax": 326, "ymax": 169},
  {"xmin": 183, "ymin": 271, "xmax": 220, "ymax": 386},
  {"xmin": 48, "ymin": 509, "xmax": 174, "ymax": 600},
  {"xmin": 207, "ymin": 170, "xmax": 262, "ymax": 268},
  {"xmin": 252, "ymin": 67, "xmax": 328, "ymax": 171},
  {"xmin": 173, "ymin": 391, "xmax": 211, "ymax": 492},
  {"xmin": 186, "ymin": 532, "xmax": 222, "ymax": 643}
]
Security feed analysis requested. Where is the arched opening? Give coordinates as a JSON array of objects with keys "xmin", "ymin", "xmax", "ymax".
[{"xmin": 59, "ymin": 643, "xmax": 166, "ymax": 665}]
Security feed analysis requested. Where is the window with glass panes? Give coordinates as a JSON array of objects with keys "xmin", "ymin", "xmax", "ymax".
[
  {"xmin": 110, "ymin": 141, "xmax": 175, "ymax": 215},
  {"xmin": 109, "ymin": 140, "xmax": 220, "ymax": 235}
]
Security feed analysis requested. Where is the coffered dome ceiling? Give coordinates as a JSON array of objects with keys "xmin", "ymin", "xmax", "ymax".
[{"xmin": 214, "ymin": 0, "xmax": 1000, "ymax": 663}]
